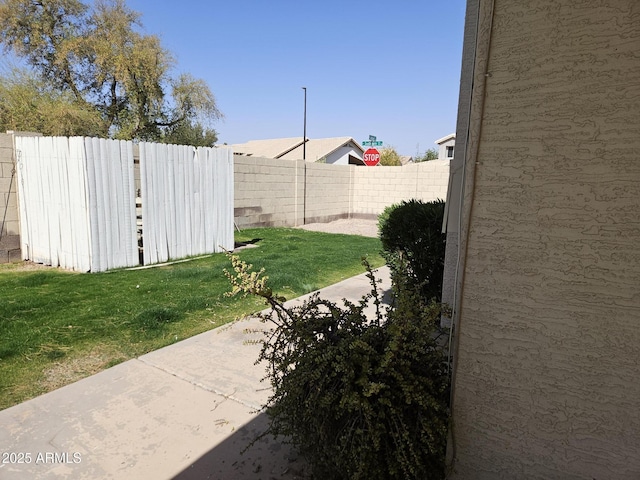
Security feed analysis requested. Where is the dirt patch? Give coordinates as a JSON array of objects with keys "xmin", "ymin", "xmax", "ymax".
[
  {"xmin": 295, "ymin": 218, "xmax": 379, "ymax": 238},
  {"xmin": 40, "ymin": 348, "xmax": 125, "ymax": 392},
  {"xmin": 0, "ymin": 261, "xmax": 66, "ymax": 272}
]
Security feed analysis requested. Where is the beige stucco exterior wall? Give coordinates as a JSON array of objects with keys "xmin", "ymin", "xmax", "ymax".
[
  {"xmin": 0, "ymin": 133, "xmax": 20, "ymax": 262},
  {"xmin": 448, "ymin": 1, "xmax": 640, "ymax": 478}
]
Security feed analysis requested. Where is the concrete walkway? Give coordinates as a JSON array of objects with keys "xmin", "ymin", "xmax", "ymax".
[{"xmin": 0, "ymin": 266, "xmax": 391, "ymax": 480}]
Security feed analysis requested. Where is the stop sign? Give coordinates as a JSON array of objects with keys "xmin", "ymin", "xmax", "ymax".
[{"xmin": 363, "ymin": 148, "xmax": 380, "ymax": 167}]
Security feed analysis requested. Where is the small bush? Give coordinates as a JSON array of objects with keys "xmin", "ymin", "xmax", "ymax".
[
  {"xmin": 379, "ymin": 199, "xmax": 446, "ymax": 302},
  {"xmin": 225, "ymin": 254, "xmax": 449, "ymax": 480},
  {"xmin": 377, "ymin": 202, "xmax": 398, "ymax": 238}
]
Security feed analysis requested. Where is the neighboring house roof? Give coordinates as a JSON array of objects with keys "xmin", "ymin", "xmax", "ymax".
[
  {"xmin": 279, "ymin": 137, "xmax": 364, "ymax": 161},
  {"xmin": 230, "ymin": 136, "xmax": 365, "ymax": 163},
  {"xmin": 230, "ymin": 137, "xmax": 304, "ymax": 159},
  {"xmin": 399, "ymin": 155, "xmax": 413, "ymax": 165},
  {"xmin": 435, "ymin": 133, "xmax": 456, "ymax": 145}
]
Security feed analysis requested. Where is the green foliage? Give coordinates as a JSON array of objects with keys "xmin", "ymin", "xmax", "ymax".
[
  {"xmin": 415, "ymin": 148, "xmax": 439, "ymax": 162},
  {"xmin": 0, "ymin": 68, "xmax": 106, "ymax": 136},
  {"xmin": 0, "ymin": 0, "xmax": 221, "ymax": 144},
  {"xmin": 161, "ymin": 120, "xmax": 218, "ymax": 147},
  {"xmin": 226, "ymin": 254, "xmax": 450, "ymax": 480},
  {"xmin": 377, "ymin": 201, "xmax": 398, "ymax": 238},
  {"xmin": 379, "ymin": 145, "xmax": 402, "ymax": 166},
  {"xmin": 379, "ymin": 199, "xmax": 446, "ymax": 302}
]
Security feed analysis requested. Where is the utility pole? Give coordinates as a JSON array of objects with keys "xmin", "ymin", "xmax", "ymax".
[{"xmin": 302, "ymin": 87, "xmax": 307, "ymax": 161}]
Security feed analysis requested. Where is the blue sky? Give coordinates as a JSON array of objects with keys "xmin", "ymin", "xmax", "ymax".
[
  {"xmin": 124, "ymin": 0, "xmax": 467, "ymax": 156},
  {"xmin": 0, "ymin": 1, "xmax": 465, "ymax": 156}
]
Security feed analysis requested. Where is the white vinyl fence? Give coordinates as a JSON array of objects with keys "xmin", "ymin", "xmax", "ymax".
[
  {"xmin": 139, "ymin": 143, "xmax": 234, "ymax": 264},
  {"xmin": 16, "ymin": 136, "xmax": 138, "ymax": 272},
  {"xmin": 15, "ymin": 136, "xmax": 234, "ymax": 272}
]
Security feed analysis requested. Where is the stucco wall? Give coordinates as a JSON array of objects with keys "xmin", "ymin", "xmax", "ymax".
[
  {"xmin": 438, "ymin": 138, "xmax": 455, "ymax": 160},
  {"xmin": 325, "ymin": 144, "xmax": 362, "ymax": 165},
  {"xmin": 449, "ymin": 1, "xmax": 640, "ymax": 478},
  {"xmin": 0, "ymin": 133, "xmax": 20, "ymax": 262}
]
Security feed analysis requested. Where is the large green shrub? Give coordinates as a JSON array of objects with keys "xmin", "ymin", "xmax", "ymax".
[
  {"xmin": 225, "ymin": 255, "xmax": 449, "ymax": 480},
  {"xmin": 379, "ymin": 199, "xmax": 446, "ymax": 302}
]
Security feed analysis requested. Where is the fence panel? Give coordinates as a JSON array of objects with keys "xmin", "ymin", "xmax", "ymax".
[
  {"xmin": 139, "ymin": 143, "xmax": 234, "ymax": 265},
  {"xmin": 16, "ymin": 136, "xmax": 137, "ymax": 272},
  {"xmin": 84, "ymin": 137, "xmax": 138, "ymax": 271}
]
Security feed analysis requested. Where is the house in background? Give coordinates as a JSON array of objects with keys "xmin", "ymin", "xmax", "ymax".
[
  {"xmin": 435, "ymin": 133, "xmax": 455, "ymax": 160},
  {"xmin": 230, "ymin": 137, "xmax": 365, "ymax": 165},
  {"xmin": 443, "ymin": 1, "xmax": 640, "ymax": 478}
]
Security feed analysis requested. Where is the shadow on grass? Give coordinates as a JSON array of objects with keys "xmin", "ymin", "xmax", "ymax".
[
  {"xmin": 172, "ymin": 412, "xmax": 310, "ymax": 480},
  {"xmin": 234, "ymin": 238, "xmax": 263, "ymax": 250}
]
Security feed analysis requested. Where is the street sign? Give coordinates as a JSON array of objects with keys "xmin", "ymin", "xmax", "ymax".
[
  {"xmin": 363, "ymin": 148, "xmax": 380, "ymax": 167},
  {"xmin": 362, "ymin": 135, "xmax": 383, "ymax": 147}
]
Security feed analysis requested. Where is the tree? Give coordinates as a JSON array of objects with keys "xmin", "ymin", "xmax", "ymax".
[
  {"xmin": 0, "ymin": 0, "xmax": 222, "ymax": 144},
  {"xmin": 379, "ymin": 146, "xmax": 402, "ymax": 166},
  {"xmin": 162, "ymin": 74, "xmax": 221, "ymax": 146},
  {"xmin": 0, "ymin": 67, "xmax": 106, "ymax": 136},
  {"xmin": 414, "ymin": 148, "xmax": 438, "ymax": 162},
  {"xmin": 162, "ymin": 120, "xmax": 218, "ymax": 147}
]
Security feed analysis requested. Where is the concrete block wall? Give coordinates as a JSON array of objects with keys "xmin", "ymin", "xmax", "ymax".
[
  {"xmin": 234, "ymin": 155, "xmax": 304, "ymax": 228},
  {"xmin": 233, "ymin": 156, "xmax": 450, "ymax": 228},
  {"xmin": 352, "ymin": 160, "xmax": 450, "ymax": 218},
  {"xmin": 304, "ymin": 163, "xmax": 352, "ymax": 223},
  {"xmin": 0, "ymin": 133, "xmax": 20, "ymax": 263}
]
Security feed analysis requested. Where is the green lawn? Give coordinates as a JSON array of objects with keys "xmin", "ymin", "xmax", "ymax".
[{"xmin": 0, "ymin": 227, "xmax": 383, "ymax": 410}]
